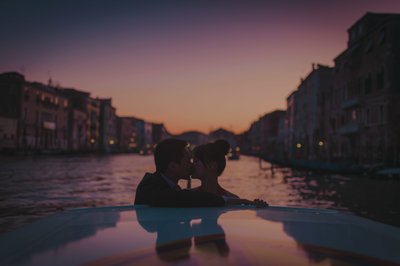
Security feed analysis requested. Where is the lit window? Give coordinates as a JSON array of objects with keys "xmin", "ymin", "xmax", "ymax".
[{"xmin": 352, "ymin": 110, "xmax": 357, "ymax": 121}]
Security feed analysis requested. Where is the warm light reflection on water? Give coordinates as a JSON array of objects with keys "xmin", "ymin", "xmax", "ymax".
[{"xmin": 0, "ymin": 154, "xmax": 399, "ymax": 234}]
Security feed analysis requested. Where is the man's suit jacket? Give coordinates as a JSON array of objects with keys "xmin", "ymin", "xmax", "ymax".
[{"xmin": 134, "ymin": 172, "xmax": 225, "ymax": 207}]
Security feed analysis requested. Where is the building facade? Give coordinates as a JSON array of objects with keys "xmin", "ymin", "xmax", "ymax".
[
  {"xmin": 331, "ymin": 13, "xmax": 400, "ymax": 166},
  {"xmin": 117, "ymin": 116, "xmax": 137, "ymax": 152},
  {"xmin": 99, "ymin": 98, "xmax": 117, "ymax": 153},
  {"xmin": 285, "ymin": 64, "xmax": 333, "ymax": 160},
  {"xmin": 0, "ymin": 72, "xmax": 69, "ymax": 152}
]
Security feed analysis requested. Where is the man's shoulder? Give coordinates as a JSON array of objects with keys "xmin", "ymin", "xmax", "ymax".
[
  {"xmin": 135, "ymin": 172, "xmax": 171, "ymax": 205},
  {"xmin": 137, "ymin": 172, "xmax": 168, "ymax": 189}
]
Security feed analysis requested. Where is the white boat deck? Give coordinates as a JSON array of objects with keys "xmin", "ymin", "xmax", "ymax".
[{"xmin": 0, "ymin": 205, "xmax": 399, "ymax": 265}]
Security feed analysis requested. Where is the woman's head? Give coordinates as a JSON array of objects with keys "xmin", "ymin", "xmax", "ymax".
[{"xmin": 193, "ymin": 139, "xmax": 230, "ymax": 178}]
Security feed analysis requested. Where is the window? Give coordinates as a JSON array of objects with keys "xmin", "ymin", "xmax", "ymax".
[
  {"xmin": 366, "ymin": 109, "xmax": 370, "ymax": 125},
  {"xmin": 379, "ymin": 29, "xmax": 386, "ymax": 45},
  {"xmin": 24, "ymin": 87, "xmax": 30, "ymax": 101},
  {"xmin": 351, "ymin": 110, "xmax": 357, "ymax": 121},
  {"xmin": 36, "ymin": 92, "xmax": 40, "ymax": 105},
  {"xmin": 365, "ymin": 75, "xmax": 372, "ymax": 94},
  {"xmin": 376, "ymin": 68, "xmax": 384, "ymax": 90},
  {"xmin": 365, "ymin": 39, "xmax": 373, "ymax": 53},
  {"xmin": 379, "ymin": 105, "xmax": 385, "ymax": 124}
]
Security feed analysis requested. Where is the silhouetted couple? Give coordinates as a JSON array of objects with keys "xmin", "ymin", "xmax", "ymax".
[{"xmin": 134, "ymin": 138, "xmax": 268, "ymax": 207}]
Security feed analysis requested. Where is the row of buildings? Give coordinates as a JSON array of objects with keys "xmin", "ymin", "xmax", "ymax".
[
  {"xmin": 2, "ymin": 12, "xmax": 399, "ymax": 169},
  {"xmin": 0, "ymin": 73, "xmax": 240, "ymax": 154},
  {"xmin": 0, "ymin": 73, "xmax": 170, "ymax": 154},
  {"xmin": 240, "ymin": 13, "xmax": 400, "ymax": 168}
]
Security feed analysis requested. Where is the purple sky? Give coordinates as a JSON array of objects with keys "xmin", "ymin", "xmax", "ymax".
[{"xmin": 2, "ymin": 0, "xmax": 400, "ymax": 134}]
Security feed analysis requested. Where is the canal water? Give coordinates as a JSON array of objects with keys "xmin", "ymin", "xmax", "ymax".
[{"xmin": 0, "ymin": 154, "xmax": 399, "ymax": 235}]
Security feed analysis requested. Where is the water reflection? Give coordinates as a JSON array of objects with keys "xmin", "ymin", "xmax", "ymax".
[
  {"xmin": 256, "ymin": 208, "xmax": 400, "ymax": 265},
  {"xmin": 1, "ymin": 209, "xmax": 120, "ymax": 266},
  {"xmin": 87, "ymin": 207, "xmax": 399, "ymax": 265},
  {"xmin": 136, "ymin": 207, "xmax": 229, "ymax": 263}
]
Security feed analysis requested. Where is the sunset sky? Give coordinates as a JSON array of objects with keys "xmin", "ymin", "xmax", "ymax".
[{"xmin": 2, "ymin": 0, "xmax": 400, "ymax": 134}]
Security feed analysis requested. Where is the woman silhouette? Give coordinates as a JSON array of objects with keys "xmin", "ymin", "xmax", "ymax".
[{"xmin": 191, "ymin": 139, "xmax": 268, "ymax": 207}]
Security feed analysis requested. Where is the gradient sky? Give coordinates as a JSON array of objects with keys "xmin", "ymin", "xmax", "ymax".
[{"xmin": 2, "ymin": 0, "xmax": 400, "ymax": 134}]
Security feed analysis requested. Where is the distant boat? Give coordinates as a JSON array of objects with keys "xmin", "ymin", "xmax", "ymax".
[
  {"xmin": 1, "ymin": 205, "xmax": 399, "ymax": 265},
  {"xmin": 375, "ymin": 168, "xmax": 400, "ymax": 179},
  {"xmin": 228, "ymin": 147, "xmax": 240, "ymax": 160},
  {"xmin": 139, "ymin": 148, "xmax": 153, "ymax": 156}
]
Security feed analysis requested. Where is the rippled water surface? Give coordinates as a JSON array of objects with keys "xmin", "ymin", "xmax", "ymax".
[{"xmin": 1, "ymin": 154, "xmax": 399, "ymax": 234}]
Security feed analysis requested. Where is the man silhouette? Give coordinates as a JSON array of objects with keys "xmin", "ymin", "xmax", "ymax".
[{"xmin": 134, "ymin": 138, "xmax": 225, "ymax": 207}]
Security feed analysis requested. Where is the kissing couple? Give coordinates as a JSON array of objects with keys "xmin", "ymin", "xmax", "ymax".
[{"xmin": 135, "ymin": 138, "xmax": 268, "ymax": 208}]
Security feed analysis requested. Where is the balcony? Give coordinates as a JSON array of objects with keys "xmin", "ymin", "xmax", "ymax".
[
  {"xmin": 338, "ymin": 121, "xmax": 361, "ymax": 135},
  {"xmin": 341, "ymin": 97, "xmax": 360, "ymax": 109}
]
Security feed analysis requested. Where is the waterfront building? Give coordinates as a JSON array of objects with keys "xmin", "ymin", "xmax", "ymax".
[
  {"xmin": 87, "ymin": 97, "xmax": 100, "ymax": 151},
  {"xmin": 63, "ymin": 88, "xmax": 100, "ymax": 152},
  {"xmin": 260, "ymin": 110, "xmax": 286, "ymax": 161},
  {"xmin": 133, "ymin": 118, "xmax": 153, "ymax": 154},
  {"xmin": 0, "ymin": 72, "xmax": 23, "ymax": 151},
  {"xmin": 134, "ymin": 119, "xmax": 145, "ymax": 152},
  {"xmin": 63, "ymin": 89, "xmax": 90, "ymax": 151},
  {"xmin": 117, "ymin": 116, "xmax": 137, "ymax": 152},
  {"xmin": 242, "ymin": 111, "xmax": 286, "ymax": 159},
  {"xmin": 285, "ymin": 90, "xmax": 298, "ymax": 159},
  {"xmin": 285, "ymin": 64, "xmax": 333, "ymax": 161},
  {"xmin": 247, "ymin": 119, "xmax": 262, "ymax": 155},
  {"xmin": 144, "ymin": 121, "xmax": 153, "ymax": 153},
  {"xmin": 0, "ymin": 117, "xmax": 17, "ymax": 151},
  {"xmin": 151, "ymin": 123, "xmax": 170, "ymax": 146},
  {"xmin": 331, "ymin": 12, "xmax": 400, "ymax": 167},
  {"xmin": 26, "ymin": 82, "xmax": 69, "ymax": 151},
  {"xmin": 0, "ymin": 72, "xmax": 69, "ymax": 152},
  {"xmin": 99, "ymin": 98, "xmax": 117, "ymax": 153}
]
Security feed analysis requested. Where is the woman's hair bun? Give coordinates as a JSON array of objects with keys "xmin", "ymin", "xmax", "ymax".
[{"xmin": 213, "ymin": 139, "xmax": 230, "ymax": 156}]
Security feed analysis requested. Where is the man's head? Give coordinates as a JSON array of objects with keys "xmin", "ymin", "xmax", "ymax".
[{"xmin": 154, "ymin": 138, "xmax": 192, "ymax": 180}]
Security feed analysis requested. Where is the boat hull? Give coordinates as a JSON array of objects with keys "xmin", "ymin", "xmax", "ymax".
[{"xmin": 0, "ymin": 205, "xmax": 399, "ymax": 265}]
